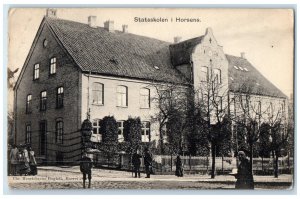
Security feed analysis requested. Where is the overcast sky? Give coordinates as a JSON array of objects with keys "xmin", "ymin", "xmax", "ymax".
[{"xmin": 8, "ymin": 8, "xmax": 294, "ymax": 97}]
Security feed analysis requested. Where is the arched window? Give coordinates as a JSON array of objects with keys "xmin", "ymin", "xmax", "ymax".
[
  {"xmin": 117, "ymin": 85, "xmax": 128, "ymax": 107},
  {"xmin": 26, "ymin": 94, "xmax": 32, "ymax": 114},
  {"xmin": 92, "ymin": 83, "xmax": 104, "ymax": 105},
  {"xmin": 213, "ymin": 68, "xmax": 221, "ymax": 84},
  {"xmin": 140, "ymin": 88, "xmax": 150, "ymax": 108}
]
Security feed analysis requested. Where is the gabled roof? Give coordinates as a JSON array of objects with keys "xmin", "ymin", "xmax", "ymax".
[
  {"xmin": 45, "ymin": 17, "xmax": 188, "ymax": 84},
  {"xmin": 169, "ymin": 36, "xmax": 204, "ymax": 66},
  {"xmin": 226, "ymin": 54, "xmax": 287, "ymax": 98}
]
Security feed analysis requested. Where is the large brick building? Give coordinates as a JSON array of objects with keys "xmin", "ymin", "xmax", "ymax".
[{"xmin": 14, "ymin": 10, "xmax": 287, "ymax": 164}]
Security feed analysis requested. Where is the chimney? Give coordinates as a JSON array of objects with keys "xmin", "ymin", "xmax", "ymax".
[
  {"xmin": 241, "ymin": 52, "xmax": 246, "ymax": 59},
  {"xmin": 122, "ymin": 25, "xmax": 128, "ymax": 33},
  {"xmin": 46, "ymin": 8, "xmax": 57, "ymax": 18},
  {"xmin": 174, "ymin": 36, "xmax": 182, "ymax": 43},
  {"xmin": 104, "ymin": 20, "xmax": 114, "ymax": 32},
  {"xmin": 88, "ymin": 16, "xmax": 97, "ymax": 28}
]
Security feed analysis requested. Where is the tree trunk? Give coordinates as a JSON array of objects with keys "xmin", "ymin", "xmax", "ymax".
[
  {"xmin": 159, "ymin": 126, "xmax": 164, "ymax": 154},
  {"xmin": 274, "ymin": 153, "xmax": 279, "ymax": 178},
  {"xmin": 261, "ymin": 156, "xmax": 264, "ymax": 174},
  {"xmin": 249, "ymin": 143, "xmax": 253, "ymax": 174},
  {"xmin": 211, "ymin": 143, "xmax": 216, "ymax": 179},
  {"xmin": 171, "ymin": 154, "xmax": 173, "ymax": 172}
]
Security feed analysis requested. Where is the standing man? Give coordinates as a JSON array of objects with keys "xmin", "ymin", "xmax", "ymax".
[
  {"xmin": 10, "ymin": 145, "xmax": 19, "ymax": 175},
  {"xmin": 80, "ymin": 152, "xmax": 93, "ymax": 189},
  {"xmin": 235, "ymin": 151, "xmax": 254, "ymax": 189},
  {"xmin": 132, "ymin": 149, "xmax": 142, "ymax": 178},
  {"xmin": 144, "ymin": 148, "xmax": 153, "ymax": 178}
]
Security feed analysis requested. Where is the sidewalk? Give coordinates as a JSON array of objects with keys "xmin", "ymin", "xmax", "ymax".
[{"xmin": 36, "ymin": 166, "xmax": 293, "ymax": 184}]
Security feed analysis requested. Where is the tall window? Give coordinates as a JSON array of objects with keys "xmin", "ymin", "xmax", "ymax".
[
  {"xmin": 201, "ymin": 66, "xmax": 208, "ymax": 82},
  {"xmin": 140, "ymin": 88, "xmax": 150, "ymax": 108},
  {"xmin": 56, "ymin": 86, "xmax": 64, "ymax": 108},
  {"xmin": 33, "ymin": 64, "xmax": 39, "ymax": 80},
  {"xmin": 50, "ymin": 57, "xmax": 57, "ymax": 74},
  {"xmin": 141, "ymin": 121, "xmax": 150, "ymax": 142},
  {"xmin": 213, "ymin": 69, "xmax": 221, "ymax": 84},
  {"xmin": 92, "ymin": 83, "xmax": 104, "ymax": 105},
  {"xmin": 26, "ymin": 94, "xmax": 32, "ymax": 114},
  {"xmin": 56, "ymin": 119, "xmax": 63, "ymax": 144},
  {"xmin": 26, "ymin": 124, "xmax": 31, "ymax": 144},
  {"xmin": 40, "ymin": 91, "xmax": 47, "ymax": 111},
  {"xmin": 117, "ymin": 86, "xmax": 128, "ymax": 107}
]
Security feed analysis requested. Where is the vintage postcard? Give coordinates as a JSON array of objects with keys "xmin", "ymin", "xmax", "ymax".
[{"xmin": 7, "ymin": 8, "xmax": 294, "ymax": 191}]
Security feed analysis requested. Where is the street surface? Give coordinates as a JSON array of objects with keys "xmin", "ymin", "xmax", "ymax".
[{"xmin": 7, "ymin": 166, "xmax": 293, "ymax": 190}]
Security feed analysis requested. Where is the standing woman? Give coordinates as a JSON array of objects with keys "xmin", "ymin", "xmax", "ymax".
[
  {"xmin": 235, "ymin": 151, "xmax": 254, "ymax": 189},
  {"xmin": 175, "ymin": 155, "xmax": 183, "ymax": 177},
  {"xmin": 28, "ymin": 147, "xmax": 37, "ymax": 175}
]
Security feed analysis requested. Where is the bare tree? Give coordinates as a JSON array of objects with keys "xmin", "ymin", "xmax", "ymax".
[
  {"xmin": 150, "ymin": 83, "xmax": 190, "ymax": 154},
  {"xmin": 264, "ymin": 102, "xmax": 289, "ymax": 178},
  {"xmin": 230, "ymin": 83, "xmax": 263, "ymax": 172},
  {"xmin": 195, "ymin": 68, "xmax": 231, "ymax": 179}
]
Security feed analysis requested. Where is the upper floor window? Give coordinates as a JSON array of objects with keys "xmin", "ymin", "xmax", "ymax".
[
  {"xmin": 92, "ymin": 83, "xmax": 104, "ymax": 105},
  {"xmin": 26, "ymin": 94, "xmax": 32, "ymax": 114},
  {"xmin": 141, "ymin": 121, "xmax": 150, "ymax": 142},
  {"xmin": 25, "ymin": 124, "xmax": 31, "ymax": 144},
  {"xmin": 117, "ymin": 86, "xmax": 128, "ymax": 107},
  {"xmin": 56, "ymin": 86, "xmax": 64, "ymax": 108},
  {"xmin": 33, "ymin": 64, "xmax": 39, "ymax": 80},
  {"xmin": 40, "ymin": 91, "xmax": 47, "ymax": 111},
  {"xmin": 257, "ymin": 101, "xmax": 262, "ymax": 114},
  {"xmin": 55, "ymin": 119, "xmax": 63, "ymax": 144},
  {"xmin": 50, "ymin": 57, "xmax": 57, "ymax": 75},
  {"xmin": 201, "ymin": 66, "xmax": 208, "ymax": 82},
  {"xmin": 213, "ymin": 68, "xmax": 221, "ymax": 84},
  {"xmin": 140, "ymin": 88, "xmax": 150, "ymax": 108}
]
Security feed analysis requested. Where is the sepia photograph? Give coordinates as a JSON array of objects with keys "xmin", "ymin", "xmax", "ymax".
[{"xmin": 6, "ymin": 7, "xmax": 294, "ymax": 191}]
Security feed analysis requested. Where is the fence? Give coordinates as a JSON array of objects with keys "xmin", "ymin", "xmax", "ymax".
[{"xmin": 93, "ymin": 153, "xmax": 293, "ymax": 175}]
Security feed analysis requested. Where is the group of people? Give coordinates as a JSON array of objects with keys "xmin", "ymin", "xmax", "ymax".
[
  {"xmin": 79, "ymin": 149, "xmax": 254, "ymax": 189},
  {"xmin": 9, "ymin": 144, "xmax": 37, "ymax": 176},
  {"xmin": 131, "ymin": 148, "xmax": 153, "ymax": 178}
]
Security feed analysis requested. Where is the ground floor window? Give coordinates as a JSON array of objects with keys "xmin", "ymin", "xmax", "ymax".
[{"xmin": 142, "ymin": 121, "xmax": 150, "ymax": 142}]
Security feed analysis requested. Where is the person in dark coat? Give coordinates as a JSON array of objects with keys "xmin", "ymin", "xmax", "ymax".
[
  {"xmin": 175, "ymin": 155, "xmax": 183, "ymax": 177},
  {"xmin": 132, "ymin": 149, "xmax": 142, "ymax": 178},
  {"xmin": 80, "ymin": 152, "xmax": 93, "ymax": 189},
  {"xmin": 235, "ymin": 151, "xmax": 254, "ymax": 189},
  {"xmin": 143, "ymin": 148, "xmax": 153, "ymax": 178}
]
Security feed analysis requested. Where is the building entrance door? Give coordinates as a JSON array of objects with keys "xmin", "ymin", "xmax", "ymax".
[{"xmin": 39, "ymin": 120, "xmax": 47, "ymax": 156}]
